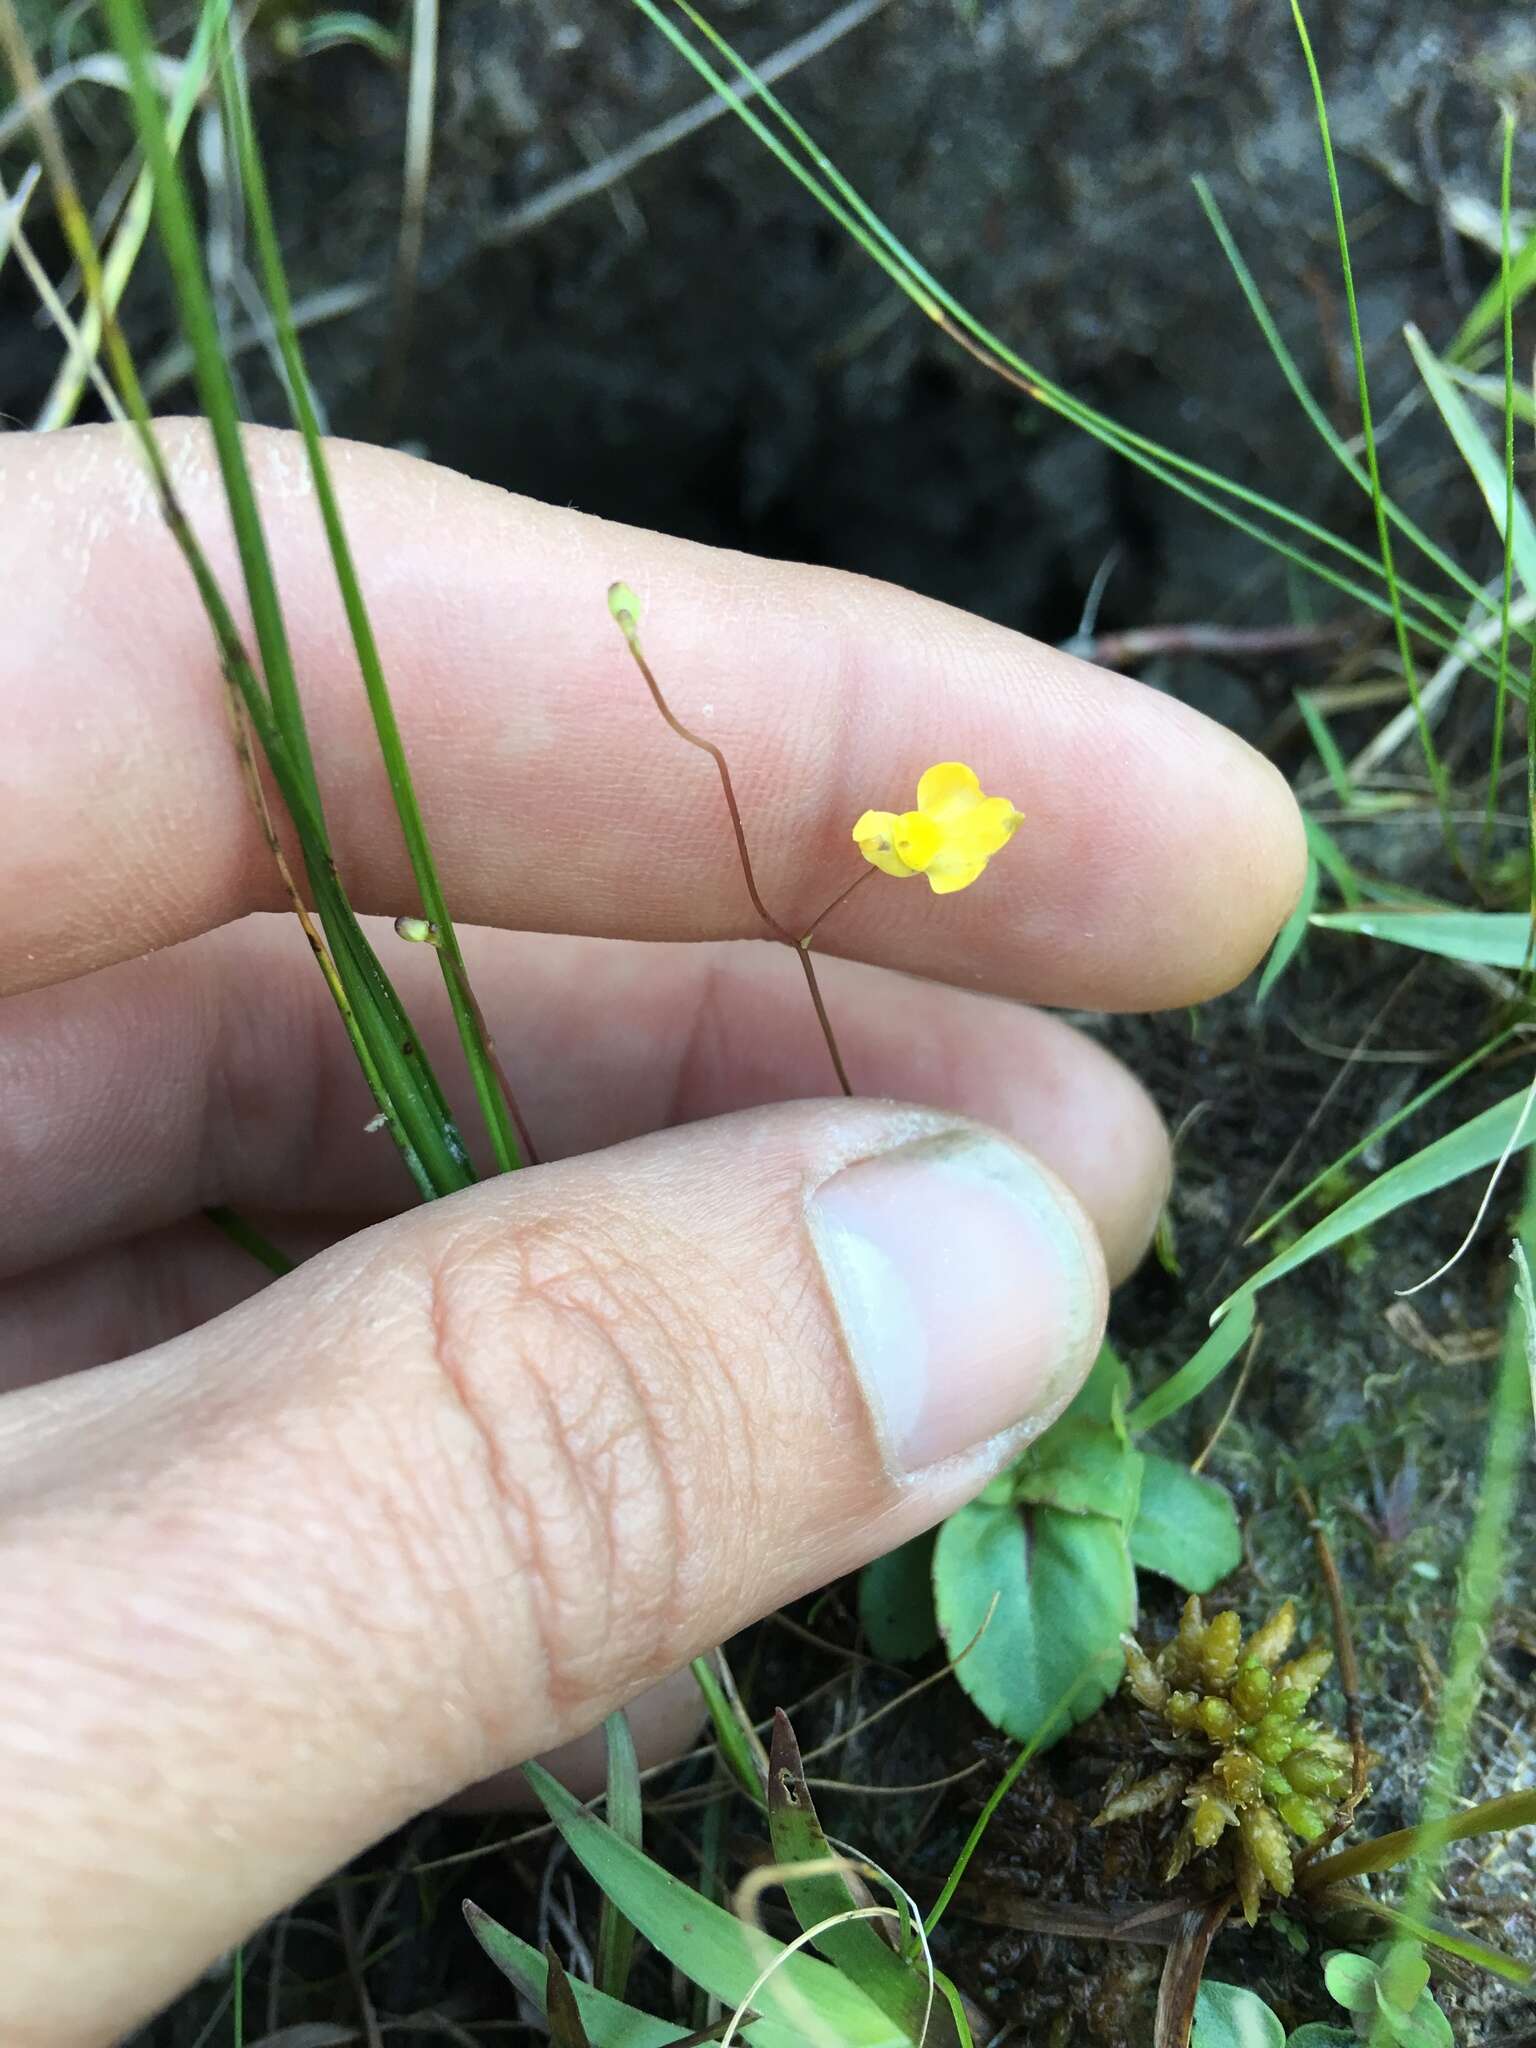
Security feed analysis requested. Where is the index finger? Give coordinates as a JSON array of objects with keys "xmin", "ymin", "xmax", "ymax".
[{"xmin": 0, "ymin": 422, "xmax": 1304, "ymax": 1004}]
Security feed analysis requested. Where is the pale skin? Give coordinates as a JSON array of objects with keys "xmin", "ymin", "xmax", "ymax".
[{"xmin": 0, "ymin": 423, "xmax": 1307, "ymax": 2046}]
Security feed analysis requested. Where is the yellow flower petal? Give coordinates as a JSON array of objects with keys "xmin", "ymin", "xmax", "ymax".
[
  {"xmin": 915, "ymin": 761, "xmax": 983, "ymax": 822},
  {"xmin": 850, "ymin": 765, "xmax": 1021, "ymax": 895},
  {"xmin": 892, "ymin": 809, "xmax": 942, "ymax": 872},
  {"xmin": 851, "ymin": 808, "xmax": 918, "ymax": 878},
  {"xmin": 926, "ymin": 858, "xmax": 988, "ymax": 895},
  {"xmin": 945, "ymin": 795, "xmax": 1024, "ymax": 862}
]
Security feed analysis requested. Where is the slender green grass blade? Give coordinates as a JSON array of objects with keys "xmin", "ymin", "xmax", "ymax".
[
  {"xmin": 625, "ymin": 0, "xmax": 1515, "ymax": 696},
  {"xmin": 597, "ymin": 1712, "xmax": 642, "ymax": 2002},
  {"xmin": 520, "ymin": 1762, "xmax": 907, "ymax": 2047},
  {"xmin": 1481, "ymin": 114, "xmax": 1519, "ymax": 869},
  {"xmin": 1312, "ymin": 908, "xmax": 1532, "ymax": 968},
  {"xmin": 1248, "ymin": 1025, "xmax": 1518, "ymax": 1248},
  {"xmin": 0, "ymin": 0, "xmax": 458, "ymax": 1195},
  {"xmin": 1403, "ymin": 324, "xmax": 1536, "ymax": 599},
  {"xmin": 1305, "ymin": 1788, "xmax": 1536, "ymax": 1885},
  {"xmin": 98, "ymin": 0, "xmax": 319, "ymax": 808},
  {"xmin": 1369, "ymin": 1162, "xmax": 1534, "ymax": 2038},
  {"xmin": 1449, "ymin": 214, "xmax": 1536, "ymax": 363},
  {"xmin": 2, "ymin": 164, "xmax": 126, "ymax": 419},
  {"xmin": 96, "ymin": 0, "xmax": 474, "ymax": 1195},
  {"xmin": 217, "ymin": 22, "xmax": 526, "ymax": 1171},
  {"xmin": 203, "ymin": 1205, "xmax": 295, "ymax": 1275},
  {"xmin": 1296, "ymin": 692, "xmax": 1356, "ymax": 806},
  {"xmin": 0, "ymin": 155, "xmax": 38, "ymax": 271},
  {"xmin": 1443, "ymin": 361, "xmax": 1536, "ymax": 430},
  {"xmin": 1255, "ymin": 845, "xmax": 1319, "ymax": 1007},
  {"xmin": 1304, "ymin": 814, "xmax": 1363, "ymax": 907},
  {"xmin": 1194, "ymin": 173, "xmax": 1525, "ymax": 646},
  {"xmin": 373, "ymin": 0, "xmax": 438, "ymax": 433},
  {"xmin": 277, "ymin": 11, "xmax": 403, "ymax": 62},
  {"xmin": 1340, "ymin": 1899, "xmax": 1531, "ymax": 1986},
  {"xmin": 1290, "ymin": 0, "xmax": 1458, "ymax": 865},
  {"xmin": 921, "ymin": 1654, "xmax": 1109, "ymax": 1939},
  {"xmin": 691, "ymin": 1654, "xmax": 767, "ymax": 1807},
  {"xmin": 1124, "ymin": 1290, "xmax": 1256, "ymax": 1434},
  {"xmin": 1221, "ymin": 1084, "xmax": 1536, "ymax": 1308},
  {"xmin": 36, "ymin": 0, "xmax": 217, "ymax": 430}
]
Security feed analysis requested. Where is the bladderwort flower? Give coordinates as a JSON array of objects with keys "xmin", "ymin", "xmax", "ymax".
[{"xmin": 851, "ymin": 762, "xmax": 1023, "ymax": 895}]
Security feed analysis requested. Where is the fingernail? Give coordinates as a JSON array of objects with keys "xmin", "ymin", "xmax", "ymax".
[{"xmin": 807, "ymin": 1130, "xmax": 1103, "ymax": 1475}]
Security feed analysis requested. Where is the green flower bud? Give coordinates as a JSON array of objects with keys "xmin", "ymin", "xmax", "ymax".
[{"xmin": 1275, "ymin": 1642, "xmax": 1332, "ymax": 1703}]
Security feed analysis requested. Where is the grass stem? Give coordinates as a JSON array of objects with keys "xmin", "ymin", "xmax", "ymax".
[
  {"xmin": 1480, "ymin": 111, "xmax": 1519, "ymax": 876},
  {"xmin": 1290, "ymin": 0, "xmax": 1462, "ymax": 875}
]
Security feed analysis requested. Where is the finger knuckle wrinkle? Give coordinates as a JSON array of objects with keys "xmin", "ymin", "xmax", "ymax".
[{"xmin": 419, "ymin": 1217, "xmax": 746, "ymax": 1719}]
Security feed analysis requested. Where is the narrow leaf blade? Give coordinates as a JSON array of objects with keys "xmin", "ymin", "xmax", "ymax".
[
  {"xmin": 597, "ymin": 1711, "xmax": 642, "ymax": 2002},
  {"xmin": 519, "ymin": 1763, "xmax": 904, "ymax": 2046},
  {"xmin": 1313, "ymin": 908, "xmax": 1531, "ymax": 970},
  {"xmin": 766, "ymin": 1713, "xmax": 946, "ymax": 2045},
  {"xmin": 1405, "ymin": 321, "xmax": 1536, "ymax": 597}
]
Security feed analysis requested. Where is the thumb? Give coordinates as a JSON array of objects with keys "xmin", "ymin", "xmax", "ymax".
[{"xmin": 0, "ymin": 1099, "xmax": 1106, "ymax": 2047}]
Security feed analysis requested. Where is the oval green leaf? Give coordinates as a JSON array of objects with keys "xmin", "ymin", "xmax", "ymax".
[
  {"xmin": 933, "ymin": 1500, "xmax": 1133, "ymax": 1746},
  {"xmin": 1128, "ymin": 1453, "xmax": 1242, "ymax": 1593},
  {"xmin": 859, "ymin": 1532, "xmax": 940, "ymax": 1663},
  {"xmin": 1191, "ymin": 1982, "xmax": 1286, "ymax": 2048}
]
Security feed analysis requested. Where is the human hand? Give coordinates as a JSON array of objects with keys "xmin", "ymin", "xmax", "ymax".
[{"xmin": 0, "ymin": 423, "xmax": 1305, "ymax": 2046}]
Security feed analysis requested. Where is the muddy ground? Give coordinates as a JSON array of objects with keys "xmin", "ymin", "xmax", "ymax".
[{"xmin": 4, "ymin": 0, "xmax": 1534, "ymax": 2040}]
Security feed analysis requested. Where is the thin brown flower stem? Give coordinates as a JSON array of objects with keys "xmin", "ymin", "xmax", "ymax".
[
  {"xmin": 795, "ymin": 945, "xmax": 852, "ymax": 1096},
  {"xmin": 611, "ymin": 607, "xmax": 790, "ymax": 941},
  {"xmin": 1292, "ymin": 1478, "xmax": 1369, "ymax": 1871},
  {"xmin": 609, "ymin": 590, "xmax": 857, "ymax": 1095},
  {"xmin": 799, "ymin": 862, "xmax": 876, "ymax": 942}
]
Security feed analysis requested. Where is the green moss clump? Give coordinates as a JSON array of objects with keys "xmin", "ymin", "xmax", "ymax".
[{"xmin": 1095, "ymin": 1595, "xmax": 1358, "ymax": 1923}]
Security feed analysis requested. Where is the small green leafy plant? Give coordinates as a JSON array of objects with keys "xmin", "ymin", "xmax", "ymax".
[
  {"xmin": 1191, "ymin": 1944, "xmax": 1455, "ymax": 2048},
  {"xmin": 859, "ymin": 1341, "xmax": 1242, "ymax": 1746}
]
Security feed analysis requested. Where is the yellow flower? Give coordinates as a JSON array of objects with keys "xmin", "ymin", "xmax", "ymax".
[{"xmin": 851, "ymin": 762, "xmax": 1023, "ymax": 895}]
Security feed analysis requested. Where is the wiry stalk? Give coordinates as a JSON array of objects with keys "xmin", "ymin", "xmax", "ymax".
[{"xmin": 607, "ymin": 586, "xmax": 860, "ymax": 1097}]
